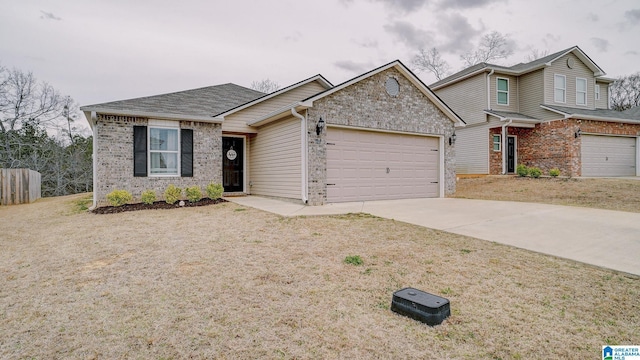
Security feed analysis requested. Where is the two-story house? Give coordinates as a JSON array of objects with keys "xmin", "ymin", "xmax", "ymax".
[{"xmin": 431, "ymin": 46, "xmax": 640, "ymax": 177}]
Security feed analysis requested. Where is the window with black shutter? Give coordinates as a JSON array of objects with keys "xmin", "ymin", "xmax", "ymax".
[
  {"xmin": 181, "ymin": 129, "xmax": 193, "ymax": 177},
  {"xmin": 133, "ymin": 126, "xmax": 147, "ymax": 177}
]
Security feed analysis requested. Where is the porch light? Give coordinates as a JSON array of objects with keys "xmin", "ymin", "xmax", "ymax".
[
  {"xmin": 316, "ymin": 117, "xmax": 325, "ymax": 136},
  {"xmin": 449, "ymin": 132, "xmax": 457, "ymax": 146},
  {"xmin": 575, "ymin": 128, "xmax": 582, "ymax": 138}
]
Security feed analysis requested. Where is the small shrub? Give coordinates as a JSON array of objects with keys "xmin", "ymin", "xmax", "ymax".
[
  {"xmin": 106, "ymin": 189, "xmax": 133, "ymax": 207},
  {"xmin": 529, "ymin": 167, "xmax": 542, "ymax": 178},
  {"xmin": 206, "ymin": 182, "xmax": 224, "ymax": 199},
  {"xmin": 549, "ymin": 168, "xmax": 561, "ymax": 177},
  {"xmin": 141, "ymin": 190, "xmax": 156, "ymax": 205},
  {"xmin": 344, "ymin": 255, "xmax": 363, "ymax": 266},
  {"xmin": 516, "ymin": 164, "xmax": 529, "ymax": 177},
  {"xmin": 164, "ymin": 184, "xmax": 182, "ymax": 205},
  {"xmin": 185, "ymin": 186, "xmax": 203, "ymax": 203}
]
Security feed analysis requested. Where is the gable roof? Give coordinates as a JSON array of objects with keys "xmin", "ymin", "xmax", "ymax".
[
  {"xmin": 431, "ymin": 46, "xmax": 605, "ymax": 90},
  {"xmin": 305, "ymin": 60, "xmax": 465, "ymax": 126},
  {"xmin": 248, "ymin": 60, "xmax": 465, "ymax": 127},
  {"xmin": 541, "ymin": 104, "xmax": 640, "ymax": 123},
  {"xmin": 212, "ymin": 75, "xmax": 332, "ymax": 120},
  {"xmin": 81, "ymin": 83, "xmax": 265, "ymax": 124}
]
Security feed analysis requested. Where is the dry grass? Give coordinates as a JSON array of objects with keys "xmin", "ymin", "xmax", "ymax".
[
  {"xmin": 454, "ymin": 176, "xmax": 640, "ymax": 213},
  {"xmin": 1, "ymin": 193, "xmax": 638, "ymax": 359}
]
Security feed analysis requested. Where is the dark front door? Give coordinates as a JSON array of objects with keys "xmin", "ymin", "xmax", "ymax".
[
  {"xmin": 507, "ymin": 136, "xmax": 515, "ymax": 173},
  {"xmin": 222, "ymin": 137, "xmax": 243, "ymax": 192}
]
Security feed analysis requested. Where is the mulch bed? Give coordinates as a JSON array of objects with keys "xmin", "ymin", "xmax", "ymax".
[{"xmin": 92, "ymin": 198, "xmax": 227, "ymax": 214}]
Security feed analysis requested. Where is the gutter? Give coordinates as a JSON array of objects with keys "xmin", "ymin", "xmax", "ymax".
[
  {"xmin": 486, "ymin": 69, "xmax": 495, "ymax": 110},
  {"xmin": 501, "ymin": 118, "xmax": 512, "ymax": 174},
  {"xmin": 290, "ymin": 108, "xmax": 308, "ymax": 204},
  {"xmin": 90, "ymin": 111, "xmax": 98, "ymax": 210}
]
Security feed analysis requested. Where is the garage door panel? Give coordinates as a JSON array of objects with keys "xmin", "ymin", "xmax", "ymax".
[
  {"xmin": 327, "ymin": 128, "xmax": 440, "ymax": 202},
  {"xmin": 581, "ymin": 135, "xmax": 636, "ymax": 177}
]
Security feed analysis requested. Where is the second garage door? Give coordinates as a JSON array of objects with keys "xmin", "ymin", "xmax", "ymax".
[
  {"xmin": 581, "ymin": 135, "xmax": 636, "ymax": 177},
  {"xmin": 326, "ymin": 127, "xmax": 440, "ymax": 202}
]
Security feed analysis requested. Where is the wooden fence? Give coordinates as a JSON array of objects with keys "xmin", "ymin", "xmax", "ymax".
[{"xmin": 0, "ymin": 169, "xmax": 42, "ymax": 205}]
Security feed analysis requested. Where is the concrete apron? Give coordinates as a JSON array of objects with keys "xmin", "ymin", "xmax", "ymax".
[{"xmin": 225, "ymin": 196, "xmax": 640, "ymax": 277}]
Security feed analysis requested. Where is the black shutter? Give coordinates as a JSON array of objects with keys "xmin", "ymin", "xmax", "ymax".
[
  {"xmin": 133, "ymin": 126, "xmax": 147, "ymax": 177},
  {"xmin": 181, "ymin": 129, "xmax": 193, "ymax": 177}
]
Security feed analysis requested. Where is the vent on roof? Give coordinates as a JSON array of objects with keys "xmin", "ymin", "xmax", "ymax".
[{"xmin": 385, "ymin": 78, "xmax": 400, "ymax": 96}]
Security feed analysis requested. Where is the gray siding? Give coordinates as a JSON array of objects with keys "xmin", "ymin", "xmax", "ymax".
[
  {"xmin": 224, "ymin": 81, "xmax": 326, "ymax": 133},
  {"xmin": 519, "ymin": 69, "xmax": 547, "ymax": 119},
  {"xmin": 455, "ymin": 117, "xmax": 502, "ymax": 174},
  {"xmin": 544, "ymin": 53, "xmax": 596, "ymax": 109},
  {"xmin": 249, "ymin": 116, "xmax": 302, "ymax": 199},
  {"xmin": 435, "ymin": 72, "xmax": 487, "ymax": 125},
  {"xmin": 490, "ymin": 74, "xmax": 518, "ymax": 112}
]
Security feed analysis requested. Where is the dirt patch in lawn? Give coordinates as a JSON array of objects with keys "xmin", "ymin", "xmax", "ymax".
[
  {"xmin": 1, "ymin": 193, "xmax": 638, "ymax": 359},
  {"xmin": 454, "ymin": 176, "xmax": 640, "ymax": 213}
]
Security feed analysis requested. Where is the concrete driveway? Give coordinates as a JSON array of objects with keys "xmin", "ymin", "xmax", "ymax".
[{"xmin": 225, "ymin": 196, "xmax": 640, "ymax": 276}]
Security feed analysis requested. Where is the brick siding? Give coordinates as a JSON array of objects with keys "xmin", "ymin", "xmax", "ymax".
[{"xmin": 94, "ymin": 114, "xmax": 222, "ymax": 206}]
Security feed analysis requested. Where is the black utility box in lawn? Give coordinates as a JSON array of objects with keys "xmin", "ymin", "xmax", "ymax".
[{"xmin": 391, "ymin": 287, "xmax": 450, "ymax": 326}]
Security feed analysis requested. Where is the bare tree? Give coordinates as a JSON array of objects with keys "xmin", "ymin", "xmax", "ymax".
[
  {"xmin": 524, "ymin": 48, "xmax": 550, "ymax": 62},
  {"xmin": 460, "ymin": 31, "xmax": 514, "ymax": 67},
  {"xmin": 412, "ymin": 47, "xmax": 451, "ymax": 81},
  {"xmin": 610, "ymin": 72, "xmax": 640, "ymax": 111},
  {"xmin": 250, "ymin": 79, "xmax": 280, "ymax": 93}
]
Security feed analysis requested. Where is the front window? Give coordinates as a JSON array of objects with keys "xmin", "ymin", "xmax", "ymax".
[
  {"xmin": 497, "ymin": 78, "xmax": 509, "ymax": 105},
  {"xmin": 554, "ymin": 74, "xmax": 566, "ymax": 103},
  {"xmin": 493, "ymin": 134, "xmax": 501, "ymax": 151},
  {"xmin": 576, "ymin": 78, "xmax": 587, "ymax": 105},
  {"xmin": 595, "ymin": 84, "xmax": 601, "ymax": 101},
  {"xmin": 149, "ymin": 127, "xmax": 179, "ymax": 175}
]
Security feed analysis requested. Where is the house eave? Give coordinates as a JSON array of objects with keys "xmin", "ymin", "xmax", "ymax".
[
  {"xmin": 247, "ymin": 102, "xmax": 311, "ymax": 127},
  {"xmin": 540, "ymin": 105, "xmax": 638, "ymax": 123},
  {"xmin": 79, "ymin": 107, "xmax": 224, "ymax": 123}
]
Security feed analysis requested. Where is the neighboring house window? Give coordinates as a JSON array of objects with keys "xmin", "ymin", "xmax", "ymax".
[
  {"xmin": 595, "ymin": 84, "xmax": 601, "ymax": 101},
  {"xmin": 493, "ymin": 134, "xmax": 501, "ymax": 151},
  {"xmin": 554, "ymin": 74, "xmax": 566, "ymax": 103},
  {"xmin": 576, "ymin": 78, "xmax": 587, "ymax": 105},
  {"xmin": 133, "ymin": 125, "xmax": 193, "ymax": 177},
  {"xmin": 497, "ymin": 78, "xmax": 509, "ymax": 105}
]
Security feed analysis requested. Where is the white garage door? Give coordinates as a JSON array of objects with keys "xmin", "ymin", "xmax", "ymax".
[
  {"xmin": 326, "ymin": 127, "xmax": 440, "ymax": 202},
  {"xmin": 581, "ymin": 135, "xmax": 636, "ymax": 177}
]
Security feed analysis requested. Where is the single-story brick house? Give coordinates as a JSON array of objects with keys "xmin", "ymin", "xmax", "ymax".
[{"xmin": 81, "ymin": 61, "xmax": 464, "ymax": 208}]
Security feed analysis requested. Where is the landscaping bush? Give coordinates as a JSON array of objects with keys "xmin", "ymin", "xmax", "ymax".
[
  {"xmin": 206, "ymin": 182, "xmax": 224, "ymax": 199},
  {"xmin": 164, "ymin": 185, "xmax": 183, "ymax": 205},
  {"xmin": 529, "ymin": 167, "xmax": 542, "ymax": 178},
  {"xmin": 185, "ymin": 186, "xmax": 203, "ymax": 203},
  {"xmin": 549, "ymin": 168, "xmax": 561, "ymax": 177},
  {"xmin": 516, "ymin": 164, "xmax": 529, "ymax": 177},
  {"xmin": 106, "ymin": 189, "xmax": 133, "ymax": 207},
  {"xmin": 141, "ymin": 190, "xmax": 156, "ymax": 205}
]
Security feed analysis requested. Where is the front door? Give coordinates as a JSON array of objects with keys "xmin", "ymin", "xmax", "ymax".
[
  {"xmin": 222, "ymin": 137, "xmax": 243, "ymax": 192},
  {"xmin": 507, "ymin": 136, "xmax": 516, "ymax": 173}
]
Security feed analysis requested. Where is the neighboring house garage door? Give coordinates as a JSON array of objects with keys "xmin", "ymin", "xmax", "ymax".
[
  {"xmin": 581, "ymin": 135, "xmax": 636, "ymax": 176},
  {"xmin": 326, "ymin": 127, "xmax": 439, "ymax": 202}
]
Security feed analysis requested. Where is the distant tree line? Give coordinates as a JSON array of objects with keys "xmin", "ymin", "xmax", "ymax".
[{"xmin": 0, "ymin": 65, "xmax": 92, "ymax": 197}]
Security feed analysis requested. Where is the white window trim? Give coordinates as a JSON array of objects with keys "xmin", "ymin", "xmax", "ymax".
[
  {"xmin": 496, "ymin": 77, "xmax": 509, "ymax": 106},
  {"xmin": 576, "ymin": 77, "xmax": 587, "ymax": 106},
  {"xmin": 595, "ymin": 84, "xmax": 601, "ymax": 101},
  {"xmin": 148, "ymin": 121, "xmax": 181, "ymax": 177},
  {"xmin": 554, "ymin": 74, "xmax": 566, "ymax": 104},
  {"xmin": 493, "ymin": 134, "xmax": 501, "ymax": 152}
]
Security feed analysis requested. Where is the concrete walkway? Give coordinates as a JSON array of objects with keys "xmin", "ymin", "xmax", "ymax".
[{"xmin": 225, "ymin": 196, "xmax": 640, "ymax": 276}]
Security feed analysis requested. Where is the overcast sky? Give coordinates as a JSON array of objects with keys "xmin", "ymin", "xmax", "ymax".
[{"xmin": 1, "ymin": 0, "xmax": 639, "ymax": 112}]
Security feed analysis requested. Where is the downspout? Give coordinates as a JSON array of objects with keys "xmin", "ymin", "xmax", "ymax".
[
  {"xmin": 291, "ymin": 108, "xmax": 308, "ymax": 204},
  {"xmin": 90, "ymin": 111, "xmax": 98, "ymax": 210},
  {"xmin": 486, "ymin": 69, "xmax": 495, "ymax": 110},
  {"xmin": 501, "ymin": 118, "xmax": 512, "ymax": 174}
]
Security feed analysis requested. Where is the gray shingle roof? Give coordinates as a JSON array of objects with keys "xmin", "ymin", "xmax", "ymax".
[
  {"xmin": 623, "ymin": 106, "xmax": 640, "ymax": 117},
  {"xmin": 81, "ymin": 83, "xmax": 265, "ymax": 119},
  {"xmin": 543, "ymin": 104, "xmax": 640, "ymax": 122}
]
